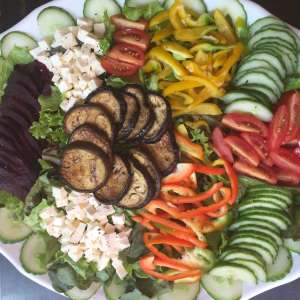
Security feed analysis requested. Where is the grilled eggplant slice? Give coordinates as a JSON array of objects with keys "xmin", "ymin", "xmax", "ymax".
[
  {"xmin": 117, "ymin": 92, "xmax": 140, "ymax": 140},
  {"xmin": 87, "ymin": 88, "xmax": 126, "ymax": 128},
  {"xmin": 129, "ymin": 148, "xmax": 161, "ymax": 199},
  {"xmin": 118, "ymin": 158, "xmax": 153, "ymax": 209},
  {"xmin": 143, "ymin": 93, "xmax": 171, "ymax": 144},
  {"xmin": 64, "ymin": 104, "xmax": 115, "ymax": 141},
  {"xmin": 143, "ymin": 130, "xmax": 179, "ymax": 177},
  {"xmin": 124, "ymin": 84, "xmax": 153, "ymax": 142},
  {"xmin": 94, "ymin": 155, "xmax": 132, "ymax": 204},
  {"xmin": 70, "ymin": 125, "xmax": 112, "ymax": 160},
  {"xmin": 61, "ymin": 141, "xmax": 111, "ymax": 192}
]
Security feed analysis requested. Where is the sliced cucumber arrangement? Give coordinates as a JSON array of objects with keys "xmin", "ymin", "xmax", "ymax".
[
  {"xmin": 37, "ymin": 6, "xmax": 75, "ymax": 37},
  {"xmin": 158, "ymin": 282, "xmax": 201, "ymax": 300},
  {"xmin": 165, "ymin": 0, "xmax": 207, "ymax": 14},
  {"xmin": 0, "ymin": 31, "xmax": 37, "ymax": 58},
  {"xmin": 84, "ymin": 0, "xmax": 121, "ymax": 22},
  {"xmin": 284, "ymin": 238, "xmax": 300, "ymax": 254},
  {"xmin": 104, "ymin": 276, "xmax": 127, "ymax": 300},
  {"xmin": 0, "ymin": 207, "xmax": 32, "ymax": 243},
  {"xmin": 65, "ymin": 282, "xmax": 102, "ymax": 300}
]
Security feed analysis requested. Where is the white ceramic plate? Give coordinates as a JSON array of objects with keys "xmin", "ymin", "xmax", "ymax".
[{"xmin": 0, "ymin": 1, "xmax": 299, "ymax": 299}]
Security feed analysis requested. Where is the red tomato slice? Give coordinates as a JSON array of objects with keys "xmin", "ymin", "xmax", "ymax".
[
  {"xmin": 224, "ymin": 135, "xmax": 261, "ymax": 167},
  {"xmin": 273, "ymin": 167, "xmax": 300, "ymax": 186},
  {"xmin": 222, "ymin": 112, "xmax": 268, "ymax": 137},
  {"xmin": 240, "ymin": 132, "xmax": 268, "ymax": 160},
  {"xmin": 212, "ymin": 127, "xmax": 233, "ymax": 163},
  {"xmin": 115, "ymin": 28, "xmax": 150, "ymax": 51},
  {"xmin": 270, "ymin": 147, "xmax": 300, "ymax": 175},
  {"xmin": 294, "ymin": 147, "xmax": 300, "ymax": 158},
  {"xmin": 111, "ymin": 15, "xmax": 147, "ymax": 31},
  {"xmin": 101, "ymin": 56, "xmax": 138, "ymax": 76},
  {"xmin": 268, "ymin": 105, "xmax": 289, "ymax": 151},
  {"xmin": 283, "ymin": 91, "xmax": 300, "ymax": 143},
  {"xmin": 108, "ymin": 43, "xmax": 145, "ymax": 66},
  {"xmin": 234, "ymin": 160, "xmax": 277, "ymax": 185}
]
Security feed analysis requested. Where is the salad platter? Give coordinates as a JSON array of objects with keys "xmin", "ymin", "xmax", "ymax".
[{"xmin": 0, "ymin": 0, "xmax": 300, "ymax": 300}]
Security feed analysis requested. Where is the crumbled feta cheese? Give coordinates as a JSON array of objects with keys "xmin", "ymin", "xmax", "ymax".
[
  {"xmin": 112, "ymin": 215, "xmax": 126, "ymax": 226},
  {"xmin": 68, "ymin": 26, "xmax": 79, "ymax": 35},
  {"xmin": 60, "ymin": 98, "xmax": 78, "ymax": 112},
  {"xmin": 77, "ymin": 18, "xmax": 94, "ymax": 32},
  {"xmin": 29, "ymin": 47, "xmax": 43, "ymax": 58},
  {"xmin": 112, "ymin": 258, "xmax": 128, "ymax": 280},
  {"xmin": 57, "ymin": 79, "xmax": 72, "ymax": 93},
  {"xmin": 70, "ymin": 222, "xmax": 87, "ymax": 244},
  {"xmin": 93, "ymin": 23, "xmax": 106, "ymax": 37},
  {"xmin": 38, "ymin": 40, "xmax": 51, "ymax": 51},
  {"xmin": 61, "ymin": 32, "xmax": 78, "ymax": 49},
  {"xmin": 77, "ymin": 28, "xmax": 90, "ymax": 43},
  {"xmin": 50, "ymin": 53, "xmax": 63, "ymax": 68},
  {"xmin": 52, "ymin": 187, "xmax": 69, "ymax": 208}
]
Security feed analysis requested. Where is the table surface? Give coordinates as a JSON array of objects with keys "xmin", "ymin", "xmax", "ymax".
[{"xmin": 0, "ymin": 0, "xmax": 300, "ymax": 299}]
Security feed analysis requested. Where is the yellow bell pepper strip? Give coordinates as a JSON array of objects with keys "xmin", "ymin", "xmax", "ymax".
[
  {"xmin": 169, "ymin": 0, "xmax": 184, "ymax": 29},
  {"xmin": 143, "ymin": 59, "xmax": 162, "ymax": 73},
  {"xmin": 159, "ymin": 80, "xmax": 173, "ymax": 90},
  {"xmin": 213, "ymin": 50, "xmax": 230, "ymax": 69},
  {"xmin": 163, "ymin": 42, "xmax": 193, "ymax": 59},
  {"xmin": 152, "ymin": 26, "xmax": 174, "ymax": 43},
  {"xmin": 168, "ymin": 97, "xmax": 187, "ymax": 110},
  {"xmin": 212, "ymin": 159, "xmax": 225, "ymax": 167},
  {"xmin": 178, "ymin": 6, "xmax": 212, "ymax": 28},
  {"xmin": 172, "ymin": 103, "xmax": 222, "ymax": 117},
  {"xmin": 185, "ymin": 119, "xmax": 209, "ymax": 130},
  {"xmin": 182, "ymin": 75, "xmax": 221, "ymax": 96},
  {"xmin": 207, "ymin": 52, "xmax": 213, "ymax": 74},
  {"xmin": 190, "ymin": 88, "xmax": 213, "ymax": 105},
  {"xmin": 216, "ymin": 42, "xmax": 245, "ymax": 78},
  {"xmin": 163, "ymin": 81, "xmax": 203, "ymax": 96},
  {"xmin": 173, "ymin": 92, "xmax": 194, "ymax": 105},
  {"xmin": 149, "ymin": 11, "xmax": 169, "ymax": 28},
  {"xmin": 174, "ymin": 26, "xmax": 217, "ymax": 42},
  {"xmin": 210, "ymin": 32, "xmax": 228, "ymax": 44},
  {"xmin": 176, "ymin": 123, "xmax": 189, "ymax": 136},
  {"xmin": 213, "ymin": 10, "xmax": 237, "ymax": 44},
  {"xmin": 149, "ymin": 47, "xmax": 188, "ymax": 79},
  {"xmin": 175, "ymin": 131, "xmax": 204, "ymax": 161},
  {"xmin": 158, "ymin": 66, "xmax": 173, "ymax": 80},
  {"xmin": 194, "ymin": 49, "xmax": 209, "ymax": 65},
  {"xmin": 191, "ymin": 43, "xmax": 234, "ymax": 53}
]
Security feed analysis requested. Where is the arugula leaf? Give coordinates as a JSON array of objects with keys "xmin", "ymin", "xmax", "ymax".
[
  {"xmin": 99, "ymin": 11, "xmax": 116, "ymax": 55},
  {"xmin": 123, "ymin": 0, "xmax": 164, "ymax": 21},
  {"xmin": 30, "ymin": 87, "xmax": 68, "ymax": 146},
  {"xmin": 121, "ymin": 289, "xmax": 149, "ymax": 300},
  {"xmin": 0, "ymin": 190, "xmax": 24, "ymax": 219},
  {"xmin": 190, "ymin": 128, "xmax": 213, "ymax": 160},
  {"xmin": 106, "ymin": 76, "xmax": 128, "ymax": 88}
]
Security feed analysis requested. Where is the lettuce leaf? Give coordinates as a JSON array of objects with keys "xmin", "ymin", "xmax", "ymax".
[
  {"xmin": 99, "ymin": 11, "xmax": 116, "ymax": 55},
  {"xmin": 0, "ymin": 190, "xmax": 24, "ymax": 219},
  {"xmin": 8, "ymin": 46, "xmax": 33, "ymax": 65},
  {"xmin": 121, "ymin": 289, "xmax": 149, "ymax": 300}
]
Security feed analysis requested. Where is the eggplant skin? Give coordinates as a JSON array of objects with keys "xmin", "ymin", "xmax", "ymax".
[
  {"xmin": 129, "ymin": 148, "xmax": 161, "ymax": 199},
  {"xmin": 87, "ymin": 87, "xmax": 127, "ymax": 129},
  {"xmin": 64, "ymin": 104, "xmax": 115, "ymax": 141},
  {"xmin": 60, "ymin": 141, "xmax": 111, "ymax": 192},
  {"xmin": 143, "ymin": 130, "xmax": 179, "ymax": 177},
  {"xmin": 123, "ymin": 84, "xmax": 154, "ymax": 143},
  {"xmin": 94, "ymin": 155, "xmax": 132, "ymax": 205},
  {"xmin": 117, "ymin": 92, "xmax": 140, "ymax": 141},
  {"xmin": 143, "ymin": 92, "xmax": 171, "ymax": 144},
  {"xmin": 70, "ymin": 124, "xmax": 113, "ymax": 160},
  {"xmin": 118, "ymin": 158, "xmax": 154, "ymax": 209}
]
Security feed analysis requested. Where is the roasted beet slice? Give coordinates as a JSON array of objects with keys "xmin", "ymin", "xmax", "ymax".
[
  {"xmin": 70, "ymin": 125, "xmax": 113, "ymax": 160},
  {"xmin": 143, "ymin": 93, "xmax": 171, "ymax": 144},
  {"xmin": 129, "ymin": 148, "xmax": 161, "ymax": 199},
  {"xmin": 0, "ymin": 107, "xmax": 30, "ymax": 129},
  {"xmin": 118, "ymin": 158, "xmax": 154, "ymax": 209},
  {"xmin": 117, "ymin": 92, "xmax": 140, "ymax": 141},
  {"xmin": 143, "ymin": 130, "xmax": 179, "ymax": 177},
  {"xmin": 61, "ymin": 141, "xmax": 111, "ymax": 192},
  {"xmin": 123, "ymin": 84, "xmax": 153, "ymax": 142},
  {"xmin": 95, "ymin": 155, "xmax": 132, "ymax": 205},
  {"xmin": 87, "ymin": 88, "xmax": 127, "ymax": 129},
  {"xmin": 64, "ymin": 104, "xmax": 115, "ymax": 141}
]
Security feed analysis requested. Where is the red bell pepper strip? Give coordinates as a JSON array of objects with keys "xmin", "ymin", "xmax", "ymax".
[
  {"xmin": 161, "ymin": 184, "xmax": 196, "ymax": 196},
  {"xmin": 132, "ymin": 215, "xmax": 156, "ymax": 231},
  {"xmin": 175, "ymin": 131, "xmax": 204, "ymax": 161},
  {"xmin": 224, "ymin": 160, "xmax": 238, "ymax": 205},
  {"xmin": 146, "ymin": 200, "xmax": 182, "ymax": 218},
  {"xmin": 193, "ymin": 164, "xmax": 225, "ymax": 175},
  {"xmin": 167, "ymin": 230, "xmax": 208, "ymax": 249},
  {"xmin": 162, "ymin": 163, "xmax": 195, "ymax": 185},
  {"xmin": 206, "ymin": 205, "xmax": 228, "ymax": 218},
  {"xmin": 149, "ymin": 234, "xmax": 195, "ymax": 248},
  {"xmin": 165, "ymin": 182, "xmax": 223, "ymax": 204}
]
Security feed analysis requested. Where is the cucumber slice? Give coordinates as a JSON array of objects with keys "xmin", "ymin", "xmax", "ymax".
[
  {"xmin": 246, "ymin": 185, "xmax": 292, "ymax": 196},
  {"xmin": 201, "ymin": 274, "xmax": 243, "ymax": 300},
  {"xmin": 244, "ymin": 192, "xmax": 292, "ymax": 206},
  {"xmin": 235, "ymin": 226, "xmax": 282, "ymax": 246},
  {"xmin": 230, "ymin": 218, "xmax": 280, "ymax": 234},
  {"xmin": 203, "ymin": 0, "xmax": 247, "ymax": 38},
  {"xmin": 84, "ymin": 0, "xmax": 121, "ymax": 22},
  {"xmin": 37, "ymin": 6, "xmax": 75, "ymax": 37},
  {"xmin": 0, "ymin": 31, "xmax": 37, "ymax": 58},
  {"xmin": 165, "ymin": 0, "xmax": 207, "ymax": 14},
  {"xmin": 240, "ymin": 196, "xmax": 289, "ymax": 210},
  {"xmin": 227, "ymin": 241, "xmax": 273, "ymax": 265},
  {"xmin": 297, "ymin": 52, "xmax": 300, "ymax": 75},
  {"xmin": 225, "ymin": 100, "xmax": 273, "ymax": 122},
  {"xmin": 220, "ymin": 247, "xmax": 266, "ymax": 267},
  {"xmin": 284, "ymin": 238, "xmax": 300, "ymax": 254},
  {"xmin": 225, "ymin": 259, "xmax": 266, "ymax": 282},
  {"xmin": 0, "ymin": 207, "xmax": 31, "ymax": 243},
  {"xmin": 158, "ymin": 282, "xmax": 201, "ymax": 300},
  {"xmin": 20, "ymin": 233, "xmax": 49, "ymax": 274},
  {"xmin": 249, "ymin": 16, "xmax": 284, "ymax": 36},
  {"xmin": 209, "ymin": 262, "xmax": 256, "ymax": 284},
  {"xmin": 266, "ymin": 247, "xmax": 292, "ymax": 282},
  {"xmin": 65, "ymin": 282, "xmax": 101, "ymax": 300},
  {"xmin": 104, "ymin": 276, "xmax": 127, "ymax": 300},
  {"xmin": 128, "ymin": 0, "xmax": 164, "ymax": 6}
]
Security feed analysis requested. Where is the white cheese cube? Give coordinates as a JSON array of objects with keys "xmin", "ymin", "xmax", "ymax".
[
  {"xmin": 112, "ymin": 215, "xmax": 125, "ymax": 226},
  {"xmin": 52, "ymin": 73, "xmax": 61, "ymax": 84},
  {"xmin": 91, "ymin": 59, "xmax": 105, "ymax": 76},
  {"xmin": 29, "ymin": 47, "xmax": 43, "ymax": 58},
  {"xmin": 40, "ymin": 206, "xmax": 58, "ymax": 220},
  {"xmin": 93, "ymin": 23, "xmax": 106, "ymax": 37},
  {"xmin": 57, "ymin": 79, "xmax": 72, "ymax": 93},
  {"xmin": 70, "ymin": 222, "xmax": 87, "ymax": 244},
  {"xmin": 47, "ymin": 224, "xmax": 62, "ymax": 238},
  {"xmin": 72, "ymin": 89, "xmax": 83, "ymax": 99},
  {"xmin": 84, "ymin": 33, "xmax": 99, "ymax": 49},
  {"xmin": 82, "ymin": 88, "xmax": 93, "ymax": 99},
  {"xmin": 53, "ymin": 216, "xmax": 65, "ymax": 227},
  {"xmin": 88, "ymin": 78, "xmax": 102, "ymax": 91},
  {"xmin": 68, "ymin": 245, "xmax": 84, "ymax": 262},
  {"xmin": 50, "ymin": 53, "xmax": 63, "ymax": 68},
  {"xmin": 77, "ymin": 18, "xmax": 94, "ymax": 32},
  {"xmin": 54, "ymin": 27, "xmax": 69, "ymax": 43},
  {"xmin": 77, "ymin": 28, "xmax": 90, "ymax": 43},
  {"xmin": 112, "ymin": 258, "xmax": 128, "ymax": 279},
  {"xmin": 60, "ymin": 98, "xmax": 78, "ymax": 112},
  {"xmin": 38, "ymin": 40, "xmax": 51, "ymax": 51},
  {"xmin": 97, "ymin": 254, "xmax": 110, "ymax": 271},
  {"xmin": 68, "ymin": 26, "xmax": 79, "ymax": 36},
  {"xmin": 52, "ymin": 186, "xmax": 69, "ymax": 207},
  {"xmin": 61, "ymin": 32, "xmax": 78, "ymax": 49},
  {"xmin": 63, "ymin": 49, "xmax": 75, "ymax": 63},
  {"xmin": 104, "ymin": 223, "xmax": 115, "ymax": 234}
]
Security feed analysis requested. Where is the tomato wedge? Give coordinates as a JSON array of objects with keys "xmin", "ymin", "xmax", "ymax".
[
  {"xmin": 222, "ymin": 112, "xmax": 268, "ymax": 137},
  {"xmin": 108, "ymin": 43, "xmax": 145, "ymax": 66},
  {"xmin": 212, "ymin": 127, "xmax": 233, "ymax": 163},
  {"xmin": 268, "ymin": 105, "xmax": 289, "ymax": 151},
  {"xmin": 224, "ymin": 135, "xmax": 260, "ymax": 167},
  {"xmin": 101, "ymin": 56, "xmax": 138, "ymax": 76},
  {"xmin": 111, "ymin": 15, "xmax": 147, "ymax": 31},
  {"xmin": 233, "ymin": 160, "xmax": 277, "ymax": 185},
  {"xmin": 115, "ymin": 28, "xmax": 150, "ymax": 51},
  {"xmin": 283, "ymin": 91, "xmax": 300, "ymax": 143},
  {"xmin": 270, "ymin": 147, "xmax": 300, "ymax": 175},
  {"xmin": 274, "ymin": 167, "xmax": 300, "ymax": 186}
]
